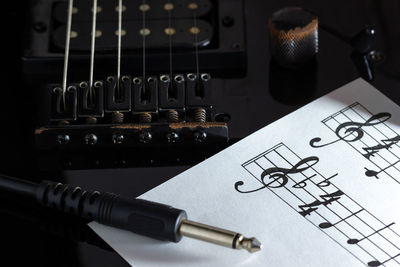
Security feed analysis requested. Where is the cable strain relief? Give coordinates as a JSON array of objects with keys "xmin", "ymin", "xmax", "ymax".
[{"xmin": 36, "ymin": 181, "xmax": 117, "ymax": 221}]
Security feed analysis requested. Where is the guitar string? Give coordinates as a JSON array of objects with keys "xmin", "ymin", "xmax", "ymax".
[
  {"xmin": 167, "ymin": 0, "xmax": 173, "ymax": 80},
  {"xmin": 61, "ymin": 0, "xmax": 74, "ymax": 108},
  {"xmin": 192, "ymin": 4, "xmax": 200, "ymax": 78},
  {"xmin": 89, "ymin": 0, "xmax": 98, "ymax": 104},
  {"xmin": 117, "ymin": 0, "xmax": 123, "ymax": 95},
  {"xmin": 274, "ymin": 148, "xmax": 400, "ymax": 264},
  {"xmin": 141, "ymin": 0, "xmax": 147, "ymax": 94}
]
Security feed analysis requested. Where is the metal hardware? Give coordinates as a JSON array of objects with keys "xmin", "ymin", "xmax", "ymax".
[
  {"xmin": 179, "ymin": 220, "xmax": 262, "ymax": 253},
  {"xmin": 84, "ymin": 133, "xmax": 98, "ymax": 145}
]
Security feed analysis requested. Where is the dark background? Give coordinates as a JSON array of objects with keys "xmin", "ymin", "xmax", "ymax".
[{"xmin": 1, "ymin": 0, "xmax": 400, "ymax": 266}]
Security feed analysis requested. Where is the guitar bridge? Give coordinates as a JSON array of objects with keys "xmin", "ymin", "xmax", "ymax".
[{"xmin": 36, "ymin": 73, "xmax": 228, "ymax": 149}]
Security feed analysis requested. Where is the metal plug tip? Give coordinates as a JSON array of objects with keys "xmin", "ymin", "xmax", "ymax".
[
  {"xmin": 179, "ymin": 220, "xmax": 262, "ymax": 253},
  {"xmin": 237, "ymin": 236, "xmax": 262, "ymax": 253}
]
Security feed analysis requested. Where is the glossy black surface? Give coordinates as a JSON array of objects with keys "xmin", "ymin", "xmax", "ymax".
[{"xmin": 1, "ymin": 0, "xmax": 400, "ymax": 266}]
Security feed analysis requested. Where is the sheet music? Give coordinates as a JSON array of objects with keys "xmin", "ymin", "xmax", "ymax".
[{"xmin": 89, "ymin": 78, "xmax": 400, "ymax": 267}]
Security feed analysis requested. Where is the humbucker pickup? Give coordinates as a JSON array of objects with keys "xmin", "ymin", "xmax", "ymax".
[
  {"xmin": 53, "ymin": 0, "xmax": 212, "ymax": 23},
  {"xmin": 53, "ymin": 20, "xmax": 214, "ymax": 51}
]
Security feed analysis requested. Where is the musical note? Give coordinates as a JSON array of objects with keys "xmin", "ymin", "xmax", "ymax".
[
  {"xmin": 310, "ymin": 113, "xmax": 392, "ymax": 148},
  {"xmin": 235, "ymin": 156, "xmax": 319, "ymax": 193},
  {"xmin": 368, "ymin": 252, "xmax": 400, "ymax": 266},
  {"xmin": 318, "ymin": 209, "xmax": 364, "ymax": 229},
  {"xmin": 347, "ymin": 223, "xmax": 395, "ymax": 244},
  {"xmin": 365, "ymin": 160, "xmax": 400, "ymax": 178}
]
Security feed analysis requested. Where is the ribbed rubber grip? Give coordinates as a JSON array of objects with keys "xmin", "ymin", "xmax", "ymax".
[{"xmin": 36, "ymin": 181, "xmax": 187, "ymax": 242}]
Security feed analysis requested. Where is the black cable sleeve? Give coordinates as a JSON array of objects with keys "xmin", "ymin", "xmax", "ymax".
[
  {"xmin": 0, "ymin": 174, "xmax": 38, "ymax": 199},
  {"xmin": 0, "ymin": 174, "xmax": 188, "ymax": 242},
  {"xmin": 36, "ymin": 181, "xmax": 187, "ymax": 242}
]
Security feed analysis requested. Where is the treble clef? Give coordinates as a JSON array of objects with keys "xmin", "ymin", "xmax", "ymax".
[
  {"xmin": 310, "ymin": 113, "xmax": 392, "ymax": 148},
  {"xmin": 235, "ymin": 156, "xmax": 319, "ymax": 193}
]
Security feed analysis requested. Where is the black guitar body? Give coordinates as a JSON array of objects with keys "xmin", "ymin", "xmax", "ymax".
[{"xmin": 1, "ymin": 0, "xmax": 400, "ymax": 266}]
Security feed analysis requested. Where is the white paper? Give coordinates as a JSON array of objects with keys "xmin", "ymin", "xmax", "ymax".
[{"xmin": 90, "ymin": 78, "xmax": 400, "ymax": 267}]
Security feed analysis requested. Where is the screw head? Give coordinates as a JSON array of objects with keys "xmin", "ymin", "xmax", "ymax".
[
  {"xmin": 112, "ymin": 133, "xmax": 125, "ymax": 145},
  {"xmin": 194, "ymin": 130, "xmax": 207, "ymax": 142},
  {"xmin": 84, "ymin": 133, "xmax": 98, "ymax": 145},
  {"xmin": 57, "ymin": 134, "xmax": 70, "ymax": 145},
  {"xmin": 139, "ymin": 131, "xmax": 152, "ymax": 144},
  {"xmin": 160, "ymin": 75, "xmax": 170, "ymax": 83},
  {"xmin": 368, "ymin": 50, "xmax": 384, "ymax": 63},
  {"xmin": 167, "ymin": 131, "xmax": 179, "ymax": 143}
]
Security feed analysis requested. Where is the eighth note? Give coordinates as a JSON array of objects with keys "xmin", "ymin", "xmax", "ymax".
[
  {"xmin": 368, "ymin": 252, "xmax": 400, "ymax": 266},
  {"xmin": 347, "ymin": 222, "xmax": 395, "ymax": 244},
  {"xmin": 318, "ymin": 209, "xmax": 364, "ymax": 229}
]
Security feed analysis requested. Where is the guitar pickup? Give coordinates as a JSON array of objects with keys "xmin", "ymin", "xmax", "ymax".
[
  {"xmin": 133, "ymin": 76, "xmax": 158, "ymax": 113},
  {"xmin": 50, "ymin": 85, "xmax": 77, "ymax": 121},
  {"xmin": 186, "ymin": 73, "xmax": 213, "ymax": 108},
  {"xmin": 158, "ymin": 74, "xmax": 185, "ymax": 111},
  {"xmin": 77, "ymin": 81, "xmax": 104, "ymax": 117},
  {"xmin": 105, "ymin": 76, "xmax": 131, "ymax": 112}
]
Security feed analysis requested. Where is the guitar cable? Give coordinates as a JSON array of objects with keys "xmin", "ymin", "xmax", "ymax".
[{"xmin": 0, "ymin": 173, "xmax": 261, "ymax": 253}]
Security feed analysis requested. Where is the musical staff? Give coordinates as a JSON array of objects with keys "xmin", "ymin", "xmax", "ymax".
[
  {"xmin": 239, "ymin": 143, "xmax": 400, "ymax": 266},
  {"xmin": 319, "ymin": 209, "xmax": 364, "ymax": 229},
  {"xmin": 310, "ymin": 102, "xmax": 400, "ymax": 185},
  {"xmin": 348, "ymin": 223, "xmax": 396, "ymax": 245}
]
